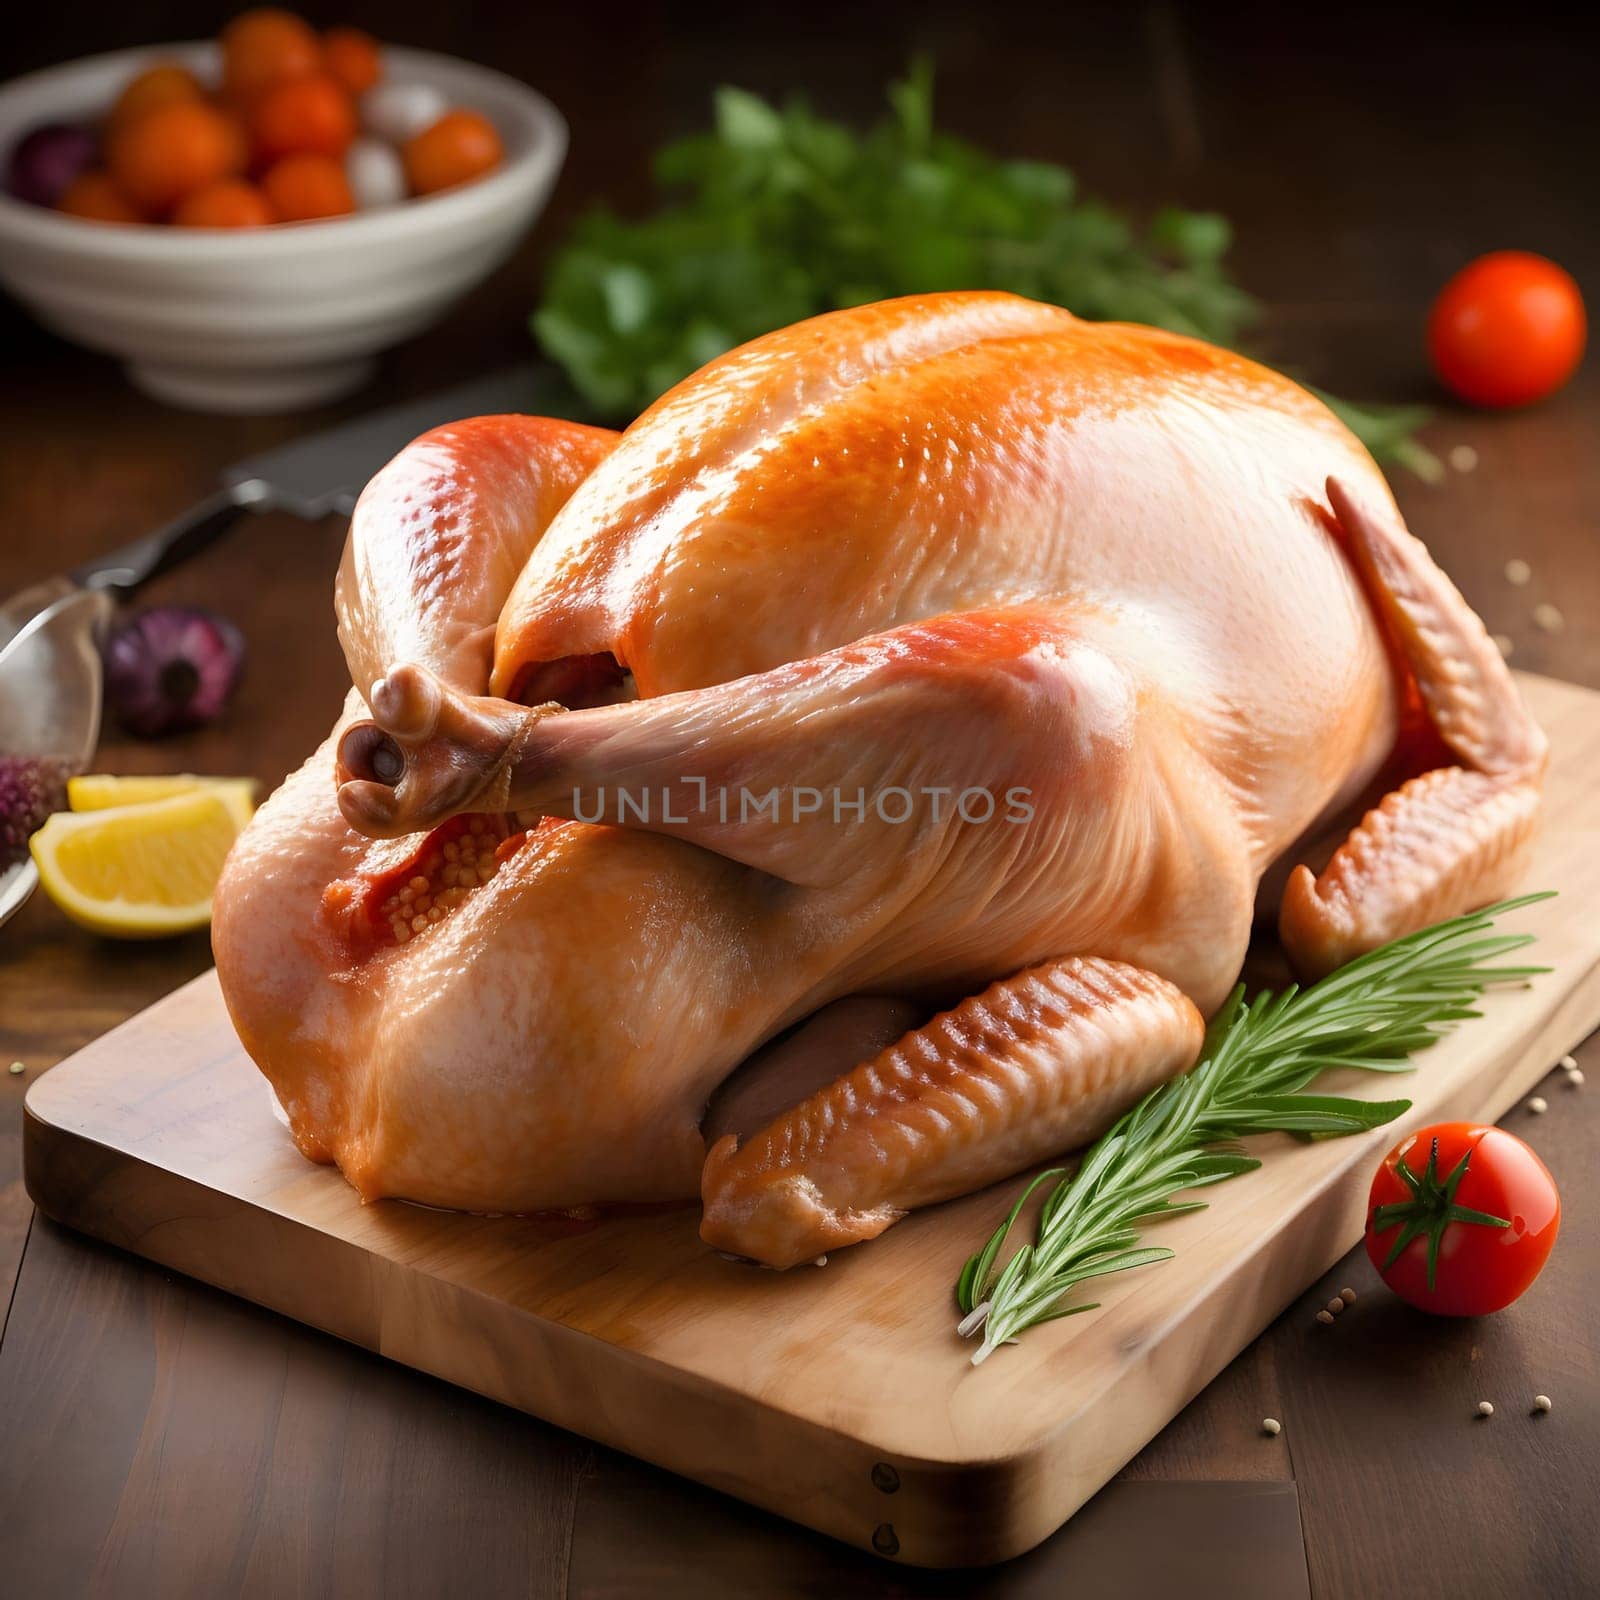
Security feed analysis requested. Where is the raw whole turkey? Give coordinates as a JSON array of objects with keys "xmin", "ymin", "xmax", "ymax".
[{"xmin": 213, "ymin": 293, "xmax": 1545, "ymax": 1268}]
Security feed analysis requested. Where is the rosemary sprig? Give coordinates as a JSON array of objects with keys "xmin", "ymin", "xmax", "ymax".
[{"xmin": 955, "ymin": 895, "xmax": 1552, "ymax": 1364}]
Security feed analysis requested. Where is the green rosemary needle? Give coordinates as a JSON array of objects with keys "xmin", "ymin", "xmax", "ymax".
[{"xmin": 955, "ymin": 895, "xmax": 1552, "ymax": 1364}]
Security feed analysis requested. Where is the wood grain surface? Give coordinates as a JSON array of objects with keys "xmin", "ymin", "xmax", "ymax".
[
  {"xmin": 16, "ymin": 675, "xmax": 1600, "ymax": 1568},
  {"xmin": 2, "ymin": 1, "xmax": 1598, "ymax": 1594}
]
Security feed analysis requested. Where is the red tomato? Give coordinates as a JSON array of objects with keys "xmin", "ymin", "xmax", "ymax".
[
  {"xmin": 173, "ymin": 178, "xmax": 275, "ymax": 228},
  {"xmin": 56, "ymin": 171, "xmax": 143, "ymax": 224},
  {"xmin": 323, "ymin": 27, "xmax": 383, "ymax": 98},
  {"xmin": 261, "ymin": 153, "xmax": 353, "ymax": 222},
  {"xmin": 105, "ymin": 99, "xmax": 245, "ymax": 217},
  {"xmin": 108, "ymin": 63, "xmax": 206, "ymax": 134},
  {"xmin": 248, "ymin": 73, "xmax": 357, "ymax": 164},
  {"xmin": 221, "ymin": 8, "xmax": 323, "ymax": 106},
  {"xmin": 402, "ymin": 108, "xmax": 503, "ymax": 196},
  {"xmin": 1427, "ymin": 252, "xmax": 1586, "ymax": 408},
  {"xmin": 1365, "ymin": 1121, "xmax": 1559, "ymax": 1315}
]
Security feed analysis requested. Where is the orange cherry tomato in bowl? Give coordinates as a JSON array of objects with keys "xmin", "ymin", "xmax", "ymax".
[
  {"xmin": 106, "ymin": 99, "xmax": 245, "ymax": 217},
  {"xmin": 1427, "ymin": 251, "xmax": 1586, "ymax": 409},
  {"xmin": 248, "ymin": 73, "xmax": 357, "ymax": 164},
  {"xmin": 108, "ymin": 63, "xmax": 205, "ymax": 133},
  {"xmin": 402, "ymin": 108, "xmax": 503, "ymax": 196},
  {"xmin": 1365, "ymin": 1121, "xmax": 1559, "ymax": 1316},
  {"xmin": 56, "ymin": 171, "xmax": 143, "ymax": 224},
  {"xmin": 221, "ymin": 7, "xmax": 323, "ymax": 105},
  {"xmin": 261, "ymin": 153, "xmax": 354, "ymax": 222},
  {"xmin": 173, "ymin": 178, "xmax": 275, "ymax": 228},
  {"xmin": 323, "ymin": 27, "xmax": 383, "ymax": 98}
]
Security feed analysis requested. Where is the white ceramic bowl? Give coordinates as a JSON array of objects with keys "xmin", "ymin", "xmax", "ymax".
[{"xmin": 0, "ymin": 43, "xmax": 566, "ymax": 412}]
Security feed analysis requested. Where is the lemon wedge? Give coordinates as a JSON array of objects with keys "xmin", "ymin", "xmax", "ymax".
[
  {"xmin": 67, "ymin": 772, "xmax": 257, "ymax": 813},
  {"xmin": 30, "ymin": 785, "xmax": 255, "ymax": 938}
]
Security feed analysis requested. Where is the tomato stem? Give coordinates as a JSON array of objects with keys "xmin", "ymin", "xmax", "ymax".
[{"xmin": 1371, "ymin": 1137, "xmax": 1510, "ymax": 1292}]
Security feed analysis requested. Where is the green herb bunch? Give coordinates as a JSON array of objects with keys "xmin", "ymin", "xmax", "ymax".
[
  {"xmin": 534, "ymin": 62, "xmax": 1433, "ymax": 471},
  {"xmin": 955, "ymin": 896, "xmax": 1550, "ymax": 1363}
]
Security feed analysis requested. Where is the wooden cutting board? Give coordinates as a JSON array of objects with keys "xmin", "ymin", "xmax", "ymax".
[{"xmin": 23, "ymin": 671, "xmax": 1600, "ymax": 1569}]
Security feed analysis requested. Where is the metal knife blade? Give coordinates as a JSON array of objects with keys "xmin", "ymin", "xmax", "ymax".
[
  {"xmin": 219, "ymin": 362, "xmax": 585, "ymax": 520},
  {"xmin": 67, "ymin": 362, "xmax": 588, "ymax": 594}
]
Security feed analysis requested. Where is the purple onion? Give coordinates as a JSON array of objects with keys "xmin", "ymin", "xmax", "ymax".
[
  {"xmin": 1, "ymin": 754, "xmax": 67, "ymax": 865},
  {"xmin": 102, "ymin": 606, "xmax": 246, "ymax": 739},
  {"xmin": 7, "ymin": 122, "xmax": 98, "ymax": 209}
]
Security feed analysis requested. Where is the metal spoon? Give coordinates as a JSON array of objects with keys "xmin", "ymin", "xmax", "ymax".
[{"xmin": 0, "ymin": 583, "xmax": 114, "ymax": 929}]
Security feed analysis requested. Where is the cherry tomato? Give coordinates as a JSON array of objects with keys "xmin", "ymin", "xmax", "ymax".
[
  {"xmin": 261, "ymin": 153, "xmax": 354, "ymax": 222},
  {"xmin": 1428, "ymin": 252, "xmax": 1586, "ymax": 409},
  {"xmin": 109, "ymin": 63, "xmax": 205, "ymax": 133},
  {"xmin": 173, "ymin": 177, "xmax": 274, "ymax": 228},
  {"xmin": 402, "ymin": 108, "xmax": 503, "ymax": 196},
  {"xmin": 221, "ymin": 8, "xmax": 322, "ymax": 106},
  {"xmin": 248, "ymin": 73, "xmax": 357, "ymax": 164},
  {"xmin": 106, "ymin": 99, "xmax": 244, "ymax": 217},
  {"xmin": 1365, "ymin": 1121, "xmax": 1559, "ymax": 1316},
  {"xmin": 55, "ymin": 171, "xmax": 142, "ymax": 224},
  {"xmin": 323, "ymin": 27, "xmax": 383, "ymax": 98}
]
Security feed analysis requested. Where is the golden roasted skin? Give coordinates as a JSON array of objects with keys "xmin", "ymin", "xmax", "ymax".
[{"xmin": 214, "ymin": 292, "xmax": 1544, "ymax": 1251}]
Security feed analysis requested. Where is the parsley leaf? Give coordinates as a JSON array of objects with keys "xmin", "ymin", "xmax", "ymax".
[{"xmin": 533, "ymin": 61, "xmax": 1433, "ymax": 473}]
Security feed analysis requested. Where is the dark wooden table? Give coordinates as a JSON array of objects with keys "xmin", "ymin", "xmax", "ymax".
[{"xmin": 3, "ymin": 4, "xmax": 1597, "ymax": 1595}]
